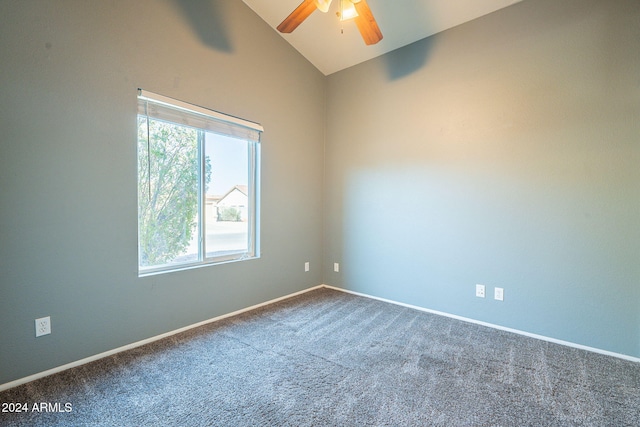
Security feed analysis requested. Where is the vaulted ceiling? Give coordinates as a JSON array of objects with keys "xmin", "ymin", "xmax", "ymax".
[{"xmin": 243, "ymin": 0, "xmax": 523, "ymax": 75}]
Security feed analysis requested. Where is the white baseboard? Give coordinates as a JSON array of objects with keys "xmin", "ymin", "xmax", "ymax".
[
  {"xmin": 0, "ymin": 285, "xmax": 325, "ymax": 392},
  {"xmin": 3, "ymin": 283, "xmax": 637, "ymax": 392},
  {"xmin": 323, "ymin": 284, "xmax": 640, "ymax": 364}
]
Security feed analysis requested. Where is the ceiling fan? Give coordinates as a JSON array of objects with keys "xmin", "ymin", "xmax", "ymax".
[{"xmin": 277, "ymin": 0, "xmax": 383, "ymax": 45}]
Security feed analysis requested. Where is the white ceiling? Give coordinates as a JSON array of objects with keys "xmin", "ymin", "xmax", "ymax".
[{"xmin": 243, "ymin": 0, "xmax": 523, "ymax": 75}]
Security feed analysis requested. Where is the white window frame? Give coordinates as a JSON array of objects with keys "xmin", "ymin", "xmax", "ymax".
[{"xmin": 137, "ymin": 89, "xmax": 262, "ymax": 276}]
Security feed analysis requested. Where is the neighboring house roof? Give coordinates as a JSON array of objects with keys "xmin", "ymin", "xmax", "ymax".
[
  {"xmin": 206, "ymin": 186, "xmax": 248, "ymax": 205},
  {"xmin": 220, "ymin": 185, "xmax": 247, "ymax": 199},
  {"xmin": 218, "ymin": 185, "xmax": 249, "ymax": 206},
  {"xmin": 232, "ymin": 185, "xmax": 248, "ymax": 196}
]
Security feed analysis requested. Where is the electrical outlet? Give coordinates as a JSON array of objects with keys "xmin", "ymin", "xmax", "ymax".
[
  {"xmin": 475, "ymin": 284, "xmax": 485, "ymax": 298},
  {"xmin": 334, "ymin": 263, "xmax": 340, "ymax": 273},
  {"xmin": 35, "ymin": 316, "xmax": 51, "ymax": 337},
  {"xmin": 494, "ymin": 287, "xmax": 504, "ymax": 301},
  {"xmin": 304, "ymin": 262, "xmax": 310, "ymax": 272}
]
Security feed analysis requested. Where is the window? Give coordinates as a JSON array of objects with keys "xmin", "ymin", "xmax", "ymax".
[{"xmin": 137, "ymin": 90, "xmax": 262, "ymax": 275}]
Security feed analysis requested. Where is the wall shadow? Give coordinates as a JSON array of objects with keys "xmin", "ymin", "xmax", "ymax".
[
  {"xmin": 383, "ymin": 33, "xmax": 436, "ymax": 81},
  {"xmin": 171, "ymin": 0, "xmax": 233, "ymax": 53}
]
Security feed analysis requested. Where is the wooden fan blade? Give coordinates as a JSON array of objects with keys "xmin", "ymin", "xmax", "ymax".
[
  {"xmin": 353, "ymin": 0, "xmax": 383, "ymax": 45},
  {"xmin": 277, "ymin": 0, "xmax": 318, "ymax": 33}
]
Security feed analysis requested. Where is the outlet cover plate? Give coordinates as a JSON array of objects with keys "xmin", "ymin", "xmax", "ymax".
[
  {"xmin": 35, "ymin": 316, "xmax": 51, "ymax": 337},
  {"xmin": 495, "ymin": 287, "xmax": 504, "ymax": 301},
  {"xmin": 475, "ymin": 284, "xmax": 485, "ymax": 298}
]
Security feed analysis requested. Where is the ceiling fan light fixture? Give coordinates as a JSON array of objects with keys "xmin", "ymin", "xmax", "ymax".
[
  {"xmin": 277, "ymin": 0, "xmax": 381, "ymax": 45},
  {"xmin": 339, "ymin": 0, "xmax": 359, "ymax": 21},
  {"xmin": 314, "ymin": 0, "xmax": 332, "ymax": 13}
]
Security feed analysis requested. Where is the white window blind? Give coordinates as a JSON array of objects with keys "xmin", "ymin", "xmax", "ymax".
[{"xmin": 137, "ymin": 89, "xmax": 263, "ymax": 143}]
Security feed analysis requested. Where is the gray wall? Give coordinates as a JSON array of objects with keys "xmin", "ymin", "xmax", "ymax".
[
  {"xmin": 0, "ymin": 0, "xmax": 325, "ymax": 384},
  {"xmin": 2, "ymin": 0, "xmax": 639, "ymax": 386},
  {"xmin": 324, "ymin": 0, "xmax": 640, "ymax": 358}
]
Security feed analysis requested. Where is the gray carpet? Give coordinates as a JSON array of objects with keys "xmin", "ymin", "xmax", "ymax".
[{"xmin": 1, "ymin": 287, "xmax": 639, "ymax": 426}]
